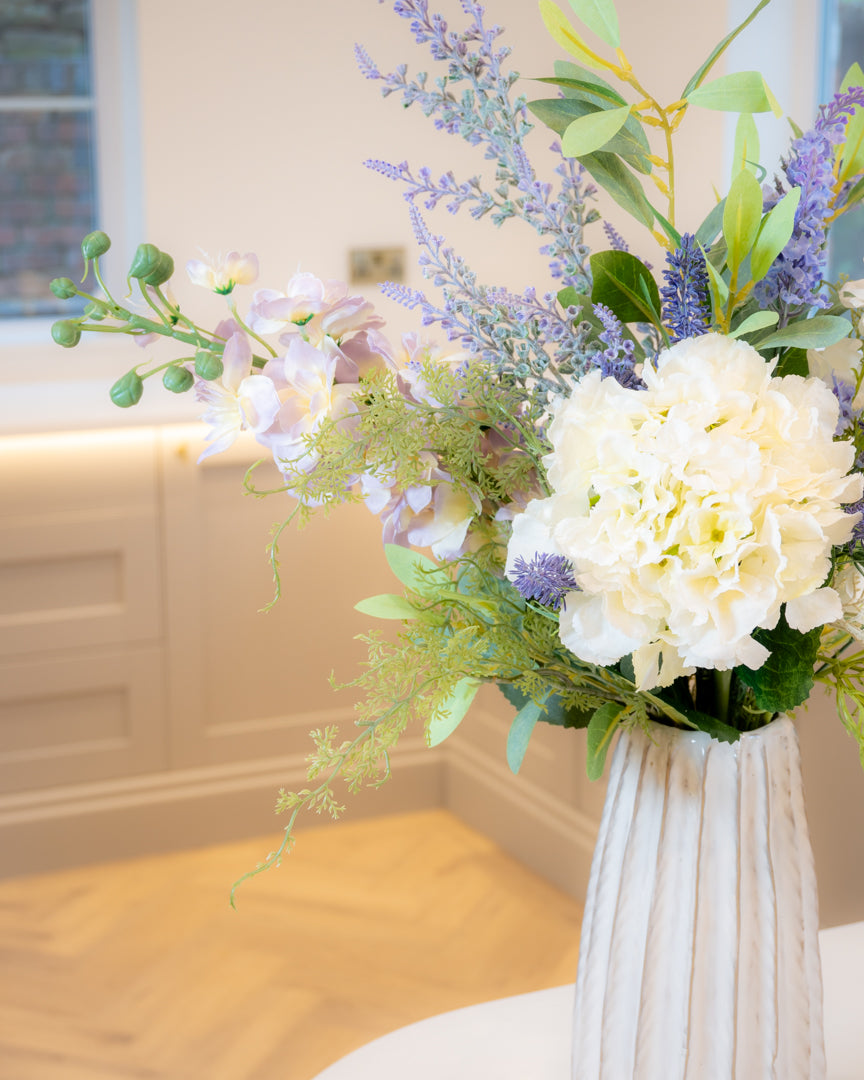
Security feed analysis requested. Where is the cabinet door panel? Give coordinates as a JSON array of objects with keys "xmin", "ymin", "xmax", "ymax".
[{"xmin": 0, "ymin": 647, "xmax": 166, "ymax": 792}]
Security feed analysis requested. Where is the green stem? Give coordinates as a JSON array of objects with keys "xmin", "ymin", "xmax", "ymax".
[
  {"xmin": 230, "ymin": 301, "xmax": 277, "ymax": 358},
  {"xmin": 714, "ymin": 669, "xmax": 732, "ymax": 725}
]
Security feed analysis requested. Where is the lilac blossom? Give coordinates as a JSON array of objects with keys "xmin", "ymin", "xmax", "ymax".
[
  {"xmin": 660, "ymin": 233, "xmax": 711, "ymax": 343},
  {"xmin": 510, "ymin": 552, "xmax": 578, "ymax": 611},
  {"xmin": 755, "ymin": 87, "xmax": 864, "ymax": 313}
]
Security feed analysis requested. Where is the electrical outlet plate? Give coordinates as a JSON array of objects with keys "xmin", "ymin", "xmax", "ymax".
[{"xmin": 349, "ymin": 246, "xmax": 406, "ymax": 286}]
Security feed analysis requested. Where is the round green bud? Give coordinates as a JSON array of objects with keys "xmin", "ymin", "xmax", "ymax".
[
  {"xmin": 51, "ymin": 319, "xmax": 82, "ymax": 347},
  {"xmin": 110, "ymin": 370, "xmax": 144, "ymax": 408},
  {"xmin": 128, "ymin": 243, "xmax": 162, "ymax": 280},
  {"xmin": 84, "ymin": 299, "xmax": 110, "ymax": 321},
  {"xmin": 49, "ymin": 277, "xmax": 78, "ymax": 300},
  {"xmin": 162, "ymin": 365, "xmax": 195, "ymax": 394},
  {"xmin": 142, "ymin": 252, "xmax": 175, "ymax": 287},
  {"xmin": 195, "ymin": 349, "xmax": 224, "ymax": 381},
  {"xmin": 81, "ymin": 230, "xmax": 111, "ymax": 259}
]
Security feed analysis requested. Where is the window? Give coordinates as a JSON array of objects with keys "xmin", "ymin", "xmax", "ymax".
[
  {"xmin": 822, "ymin": 0, "xmax": 864, "ymax": 279},
  {"xmin": 0, "ymin": 0, "xmax": 97, "ymax": 319}
]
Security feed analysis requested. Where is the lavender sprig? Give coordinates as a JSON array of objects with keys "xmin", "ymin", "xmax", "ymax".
[
  {"xmin": 588, "ymin": 304, "xmax": 643, "ymax": 389},
  {"xmin": 755, "ymin": 86, "xmax": 864, "ymax": 314},
  {"xmin": 660, "ymin": 233, "xmax": 711, "ymax": 343},
  {"xmin": 359, "ymin": 1, "xmax": 594, "ymax": 289}
]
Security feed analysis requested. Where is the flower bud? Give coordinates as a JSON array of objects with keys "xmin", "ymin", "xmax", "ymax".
[
  {"xmin": 84, "ymin": 299, "xmax": 110, "ymax": 321},
  {"xmin": 128, "ymin": 243, "xmax": 162, "ymax": 280},
  {"xmin": 81, "ymin": 230, "xmax": 111, "ymax": 259},
  {"xmin": 142, "ymin": 252, "xmax": 175, "ymax": 287},
  {"xmin": 195, "ymin": 349, "xmax": 224, "ymax": 381},
  {"xmin": 51, "ymin": 319, "xmax": 82, "ymax": 347},
  {"xmin": 163, "ymin": 365, "xmax": 195, "ymax": 393},
  {"xmin": 50, "ymin": 277, "xmax": 77, "ymax": 300},
  {"xmin": 110, "ymin": 370, "xmax": 144, "ymax": 408}
]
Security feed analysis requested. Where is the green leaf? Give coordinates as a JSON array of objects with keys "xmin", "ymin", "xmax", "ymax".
[
  {"xmin": 528, "ymin": 98, "xmax": 651, "ymax": 173},
  {"xmin": 427, "ymin": 677, "xmax": 482, "ymax": 747},
  {"xmin": 562, "ymin": 104, "xmax": 632, "ymax": 157},
  {"xmin": 695, "ymin": 198, "xmax": 726, "ymax": 247},
  {"xmin": 680, "ymin": 710, "xmax": 742, "ymax": 744},
  {"xmin": 701, "ymin": 247, "xmax": 729, "ymax": 308},
  {"xmin": 749, "ymin": 185, "xmax": 801, "ymax": 282},
  {"xmin": 841, "ymin": 174, "xmax": 864, "ymax": 213},
  {"xmin": 354, "ymin": 593, "xmax": 418, "ymax": 620},
  {"xmin": 733, "ymin": 113, "xmax": 761, "ymax": 177},
  {"xmin": 384, "ymin": 543, "xmax": 447, "ymax": 596},
  {"xmin": 566, "ymin": 0, "xmax": 620, "ymax": 48},
  {"xmin": 729, "ymin": 310, "xmax": 779, "ymax": 338},
  {"xmin": 498, "ymin": 683, "xmax": 592, "ymax": 729},
  {"xmin": 537, "ymin": 72, "xmax": 627, "ymax": 108},
  {"xmin": 838, "ymin": 63, "xmax": 864, "ymax": 182},
  {"xmin": 756, "ymin": 315, "xmax": 851, "ymax": 350},
  {"xmin": 648, "ymin": 202, "xmax": 682, "ymax": 248},
  {"xmin": 773, "ymin": 346, "xmax": 809, "ymax": 377},
  {"xmin": 681, "ymin": 0, "xmax": 774, "ymax": 99},
  {"xmin": 586, "ymin": 702, "xmax": 624, "ymax": 781},
  {"xmin": 590, "ymin": 249, "xmax": 661, "ymax": 323},
  {"xmin": 736, "ymin": 613, "xmax": 821, "ymax": 713},
  {"xmin": 687, "ymin": 71, "xmax": 781, "ymax": 115},
  {"xmin": 723, "ymin": 167, "xmax": 764, "ymax": 274},
  {"xmin": 506, "ymin": 699, "xmax": 542, "ymax": 774},
  {"xmin": 539, "ymin": 0, "xmax": 607, "ymax": 69},
  {"xmin": 580, "ymin": 151, "xmax": 655, "ymax": 228}
]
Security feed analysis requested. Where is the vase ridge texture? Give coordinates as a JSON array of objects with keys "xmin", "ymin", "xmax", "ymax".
[{"xmin": 571, "ymin": 717, "xmax": 824, "ymax": 1080}]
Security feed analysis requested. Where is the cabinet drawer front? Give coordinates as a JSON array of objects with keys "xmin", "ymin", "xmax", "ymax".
[{"xmin": 0, "ymin": 511, "xmax": 161, "ymax": 657}]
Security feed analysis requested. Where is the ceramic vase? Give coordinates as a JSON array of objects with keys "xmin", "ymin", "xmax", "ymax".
[{"xmin": 571, "ymin": 716, "xmax": 824, "ymax": 1079}]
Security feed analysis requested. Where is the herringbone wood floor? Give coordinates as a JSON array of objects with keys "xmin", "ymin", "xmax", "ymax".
[{"xmin": 0, "ymin": 809, "xmax": 583, "ymax": 1079}]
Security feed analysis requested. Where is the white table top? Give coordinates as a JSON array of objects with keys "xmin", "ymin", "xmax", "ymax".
[{"xmin": 313, "ymin": 922, "xmax": 864, "ymax": 1080}]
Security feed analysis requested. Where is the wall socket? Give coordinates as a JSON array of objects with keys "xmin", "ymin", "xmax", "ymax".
[{"xmin": 349, "ymin": 246, "xmax": 406, "ymax": 286}]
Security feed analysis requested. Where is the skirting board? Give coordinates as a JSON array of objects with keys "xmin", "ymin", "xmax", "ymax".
[
  {"xmin": 444, "ymin": 737, "xmax": 599, "ymax": 902},
  {"xmin": 0, "ymin": 738, "xmax": 443, "ymax": 878}
]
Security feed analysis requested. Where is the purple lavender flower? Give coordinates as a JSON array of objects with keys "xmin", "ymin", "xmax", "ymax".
[
  {"xmin": 755, "ymin": 87, "xmax": 864, "ymax": 312},
  {"xmin": 832, "ymin": 374, "xmax": 860, "ymax": 437},
  {"xmin": 511, "ymin": 552, "xmax": 578, "ymax": 610},
  {"xmin": 603, "ymin": 222, "xmax": 629, "ymax": 251},
  {"xmin": 588, "ymin": 304, "xmax": 643, "ymax": 388},
  {"xmin": 660, "ymin": 234, "xmax": 711, "ymax": 342}
]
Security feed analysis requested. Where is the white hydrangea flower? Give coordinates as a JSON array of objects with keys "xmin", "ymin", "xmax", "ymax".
[
  {"xmin": 506, "ymin": 333, "xmax": 863, "ymax": 690},
  {"xmin": 832, "ymin": 561, "xmax": 864, "ymax": 642}
]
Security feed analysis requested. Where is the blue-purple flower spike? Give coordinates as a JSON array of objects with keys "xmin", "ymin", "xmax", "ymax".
[
  {"xmin": 660, "ymin": 233, "xmax": 711, "ymax": 343},
  {"xmin": 511, "ymin": 552, "xmax": 578, "ymax": 611}
]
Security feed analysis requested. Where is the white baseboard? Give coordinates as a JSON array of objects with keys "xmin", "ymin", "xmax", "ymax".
[{"xmin": 0, "ymin": 738, "xmax": 443, "ymax": 877}]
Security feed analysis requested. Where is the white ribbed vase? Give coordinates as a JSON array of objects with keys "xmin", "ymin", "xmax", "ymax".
[{"xmin": 572, "ymin": 716, "xmax": 824, "ymax": 1080}]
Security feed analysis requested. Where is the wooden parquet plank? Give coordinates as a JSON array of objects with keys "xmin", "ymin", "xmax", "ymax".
[{"xmin": 0, "ymin": 809, "xmax": 582, "ymax": 1079}]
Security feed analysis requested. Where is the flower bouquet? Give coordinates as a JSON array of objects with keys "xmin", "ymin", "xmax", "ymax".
[{"xmin": 50, "ymin": 0, "xmax": 864, "ymax": 1073}]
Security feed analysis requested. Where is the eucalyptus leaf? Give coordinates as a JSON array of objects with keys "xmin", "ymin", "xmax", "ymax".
[
  {"xmin": 427, "ymin": 677, "xmax": 482, "ymax": 747},
  {"xmin": 590, "ymin": 250, "xmax": 661, "ymax": 324},
  {"xmin": 506, "ymin": 699, "xmax": 543, "ymax": 774},
  {"xmin": 733, "ymin": 113, "xmax": 760, "ymax": 177},
  {"xmin": 681, "ymin": 0, "xmax": 773, "ymax": 99},
  {"xmin": 354, "ymin": 593, "xmax": 418, "ymax": 620},
  {"xmin": 756, "ymin": 315, "xmax": 851, "ymax": 350},
  {"xmin": 566, "ymin": 0, "xmax": 620, "ymax": 48},
  {"xmin": 730, "ymin": 310, "xmax": 779, "ymax": 338},
  {"xmin": 723, "ymin": 167, "xmax": 764, "ymax": 274},
  {"xmin": 687, "ymin": 71, "xmax": 781, "ymax": 115},
  {"xmin": 586, "ymin": 702, "xmax": 624, "ymax": 781},
  {"xmin": 648, "ymin": 202, "xmax": 682, "ymax": 247},
  {"xmin": 580, "ymin": 151, "xmax": 655, "ymax": 227},
  {"xmin": 384, "ymin": 543, "xmax": 447, "ymax": 595},
  {"xmin": 553, "ymin": 60, "xmax": 625, "ymax": 101},
  {"xmin": 749, "ymin": 185, "xmax": 801, "ymax": 283},
  {"xmin": 539, "ymin": 0, "xmax": 606, "ymax": 69},
  {"xmin": 562, "ymin": 105, "xmax": 633, "ymax": 157}
]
